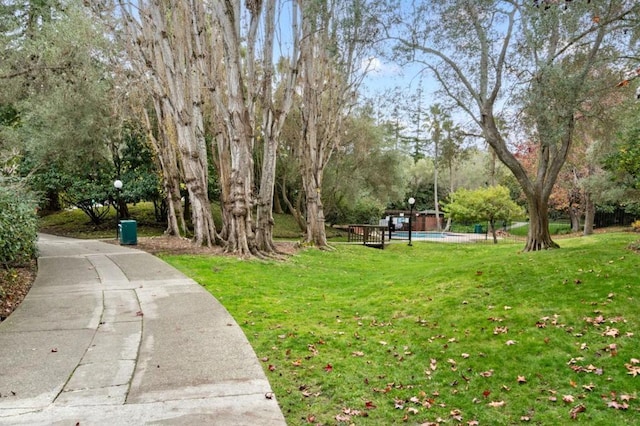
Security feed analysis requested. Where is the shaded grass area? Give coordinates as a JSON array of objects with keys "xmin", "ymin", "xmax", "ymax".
[
  {"xmin": 37, "ymin": 202, "xmax": 347, "ymax": 241},
  {"xmin": 164, "ymin": 233, "xmax": 640, "ymax": 425},
  {"xmin": 509, "ymin": 221, "xmax": 573, "ymax": 237},
  {"xmin": 38, "ymin": 202, "xmax": 164, "ymax": 239}
]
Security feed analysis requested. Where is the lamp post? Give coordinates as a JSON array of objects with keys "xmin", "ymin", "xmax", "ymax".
[
  {"xmin": 408, "ymin": 197, "xmax": 415, "ymax": 246},
  {"xmin": 114, "ymin": 179, "xmax": 123, "ymax": 240}
]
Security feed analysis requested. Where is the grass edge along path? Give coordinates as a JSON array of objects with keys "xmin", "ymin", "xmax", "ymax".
[{"xmin": 163, "ymin": 233, "xmax": 640, "ymax": 425}]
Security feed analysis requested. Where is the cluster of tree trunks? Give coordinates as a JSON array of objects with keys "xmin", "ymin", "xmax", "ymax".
[{"xmin": 98, "ymin": 0, "xmax": 370, "ymax": 256}]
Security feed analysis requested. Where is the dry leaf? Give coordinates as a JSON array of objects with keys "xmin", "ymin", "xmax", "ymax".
[{"xmin": 569, "ymin": 404, "xmax": 586, "ymax": 419}]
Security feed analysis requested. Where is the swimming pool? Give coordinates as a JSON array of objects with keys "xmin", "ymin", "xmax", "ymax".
[{"xmin": 391, "ymin": 231, "xmax": 447, "ymax": 239}]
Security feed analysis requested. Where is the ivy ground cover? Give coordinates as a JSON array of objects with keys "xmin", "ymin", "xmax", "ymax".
[{"xmin": 164, "ymin": 232, "xmax": 640, "ymax": 425}]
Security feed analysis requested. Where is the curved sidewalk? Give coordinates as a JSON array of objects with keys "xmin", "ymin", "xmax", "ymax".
[{"xmin": 0, "ymin": 234, "xmax": 285, "ymax": 425}]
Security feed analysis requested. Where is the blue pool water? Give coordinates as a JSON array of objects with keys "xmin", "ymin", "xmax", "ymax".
[{"xmin": 392, "ymin": 231, "xmax": 446, "ymax": 239}]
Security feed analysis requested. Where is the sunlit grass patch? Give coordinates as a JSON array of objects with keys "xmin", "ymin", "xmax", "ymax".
[{"xmin": 164, "ymin": 233, "xmax": 640, "ymax": 425}]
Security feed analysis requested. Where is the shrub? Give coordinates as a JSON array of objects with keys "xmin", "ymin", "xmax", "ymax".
[
  {"xmin": 0, "ymin": 185, "xmax": 38, "ymax": 268},
  {"xmin": 631, "ymin": 219, "xmax": 640, "ymax": 232},
  {"xmin": 328, "ymin": 196, "xmax": 385, "ymax": 225}
]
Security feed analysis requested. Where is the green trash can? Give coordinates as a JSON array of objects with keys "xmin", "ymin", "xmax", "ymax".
[
  {"xmin": 474, "ymin": 224, "xmax": 483, "ymax": 234},
  {"xmin": 119, "ymin": 220, "xmax": 137, "ymax": 245}
]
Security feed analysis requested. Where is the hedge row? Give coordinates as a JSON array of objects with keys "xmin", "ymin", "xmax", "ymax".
[{"xmin": 0, "ymin": 185, "xmax": 38, "ymax": 268}]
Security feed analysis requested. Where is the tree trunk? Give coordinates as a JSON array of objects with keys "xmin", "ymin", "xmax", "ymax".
[
  {"xmin": 118, "ymin": 1, "xmax": 216, "ymax": 245},
  {"xmin": 434, "ymin": 159, "xmax": 441, "ymax": 231},
  {"xmin": 146, "ymin": 102, "xmax": 186, "ymax": 237},
  {"xmin": 281, "ymin": 177, "xmax": 306, "ymax": 232},
  {"xmin": 255, "ymin": 134, "xmax": 278, "ymax": 252},
  {"xmin": 207, "ymin": 0, "xmax": 260, "ymax": 257},
  {"xmin": 489, "ymin": 218, "xmax": 497, "ymax": 244},
  {"xmin": 569, "ymin": 204, "xmax": 580, "ymax": 233},
  {"xmin": 583, "ymin": 192, "xmax": 595, "ymax": 236},
  {"xmin": 524, "ymin": 195, "xmax": 559, "ymax": 251},
  {"xmin": 273, "ymin": 186, "xmax": 283, "ymax": 214},
  {"xmin": 44, "ymin": 189, "xmax": 61, "ymax": 212},
  {"xmin": 302, "ymin": 171, "xmax": 328, "ymax": 247},
  {"xmin": 254, "ymin": 0, "xmax": 299, "ymax": 253}
]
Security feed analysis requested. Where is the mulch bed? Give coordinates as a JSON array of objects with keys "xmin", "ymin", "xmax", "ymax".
[{"xmin": 0, "ymin": 261, "xmax": 37, "ymax": 323}]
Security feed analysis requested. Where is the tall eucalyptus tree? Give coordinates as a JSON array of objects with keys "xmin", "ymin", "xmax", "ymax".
[
  {"xmin": 206, "ymin": 0, "xmax": 301, "ymax": 256},
  {"xmin": 115, "ymin": 1, "xmax": 217, "ymax": 246},
  {"xmin": 297, "ymin": 0, "xmax": 377, "ymax": 248}
]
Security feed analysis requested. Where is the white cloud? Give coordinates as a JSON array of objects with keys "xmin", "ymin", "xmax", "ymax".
[{"xmin": 361, "ymin": 57, "xmax": 401, "ymax": 76}]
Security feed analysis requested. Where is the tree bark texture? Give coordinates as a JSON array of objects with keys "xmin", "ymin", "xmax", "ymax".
[
  {"xmin": 208, "ymin": 0, "xmax": 259, "ymax": 256},
  {"xmin": 255, "ymin": 0, "xmax": 299, "ymax": 253},
  {"xmin": 583, "ymin": 191, "xmax": 595, "ymax": 236},
  {"xmin": 118, "ymin": 0, "xmax": 218, "ymax": 246}
]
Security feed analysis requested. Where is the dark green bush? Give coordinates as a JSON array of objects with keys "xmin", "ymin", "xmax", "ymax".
[
  {"xmin": 327, "ymin": 196, "xmax": 385, "ymax": 225},
  {"xmin": 0, "ymin": 185, "xmax": 38, "ymax": 268}
]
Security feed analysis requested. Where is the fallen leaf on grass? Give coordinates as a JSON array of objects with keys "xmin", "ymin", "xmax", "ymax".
[
  {"xmin": 430, "ymin": 358, "xmax": 438, "ymax": 371},
  {"xmin": 335, "ymin": 413, "xmax": 351, "ymax": 422},
  {"xmin": 494, "ymin": 326, "xmax": 508, "ymax": 335},
  {"xmin": 394, "ymin": 398, "xmax": 405, "ymax": 409},
  {"xmin": 351, "ymin": 351, "xmax": 364, "ymax": 357},
  {"xmin": 607, "ymin": 400, "xmax": 629, "ymax": 410},
  {"xmin": 562, "ymin": 395, "xmax": 575, "ymax": 403},
  {"xmin": 624, "ymin": 363, "xmax": 640, "ymax": 377},
  {"xmin": 365, "ymin": 401, "xmax": 376, "ymax": 410},
  {"xmin": 517, "ymin": 375, "xmax": 526, "ymax": 384},
  {"xmin": 569, "ymin": 404, "xmax": 586, "ymax": 419},
  {"xmin": 488, "ymin": 400, "xmax": 505, "ymax": 408},
  {"xmin": 450, "ymin": 409, "xmax": 462, "ymax": 421},
  {"xmin": 479, "ymin": 370, "xmax": 494, "ymax": 377},
  {"xmin": 605, "ymin": 343, "xmax": 618, "ymax": 356},
  {"xmin": 324, "ymin": 364, "xmax": 333, "ymax": 372},
  {"xmin": 506, "ymin": 340, "xmax": 516, "ymax": 346}
]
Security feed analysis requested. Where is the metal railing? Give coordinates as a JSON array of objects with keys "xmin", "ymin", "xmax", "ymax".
[{"xmin": 347, "ymin": 225, "xmax": 387, "ymax": 249}]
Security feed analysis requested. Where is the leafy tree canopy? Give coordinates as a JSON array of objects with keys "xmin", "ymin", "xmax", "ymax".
[{"xmin": 443, "ymin": 185, "xmax": 524, "ymax": 243}]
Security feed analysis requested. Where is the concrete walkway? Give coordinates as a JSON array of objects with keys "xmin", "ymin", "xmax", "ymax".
[{"xmin": 0, "ymin": 234, "xmax": 286, "ymax": 425}]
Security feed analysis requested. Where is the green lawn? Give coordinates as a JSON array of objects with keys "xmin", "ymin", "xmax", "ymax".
[
  {"xmin": 163, "ymin": 233, "xmax": 640, "ymax": 425},
  {"xmin": 37, "ymin": 202, "xmax": 347, "ymax": 240},
  {"xmin": 509, "ymin": 221, "xmax": 573, "ymax": 237}
]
